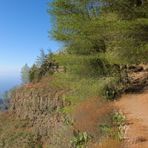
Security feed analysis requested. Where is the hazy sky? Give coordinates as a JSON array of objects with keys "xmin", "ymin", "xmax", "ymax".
[{"xmin": 0, "ymin": 0, "xmax": 61, "ymax": 76}]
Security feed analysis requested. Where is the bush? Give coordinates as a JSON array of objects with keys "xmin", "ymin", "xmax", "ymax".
[
  {"xmin": 97, "ymin": 77, "xmax": 124, "ymax": 100},
  {"xmin": 112, "ymin": 112, "xmax": 126, "ymax": 127},
  {"xmin": 54, "ymin": 54, "xmax": 108, "ymax": 78},
  {"xmin": 99, "ymin": 111, "xmax": 126, "ymax": 140},
  {"xmin": 70, "ymin": 131, "xmax": 91, "ymax": 147},
  {"xmin": 103, "ymin": 84, "xmax": 120, "ymax": 100}
]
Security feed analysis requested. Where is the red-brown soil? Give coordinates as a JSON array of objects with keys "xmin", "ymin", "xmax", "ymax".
[
  {"xmin": 115, "ymin": 91, "xmax": 148, "ymax": 148},
  {"xmin": 72, "ymin": 91, "xmax": 148, "ymax": 148},
  {"xmin": 72, "ymin": 97, "xmax": 112, "ymax": 135}
]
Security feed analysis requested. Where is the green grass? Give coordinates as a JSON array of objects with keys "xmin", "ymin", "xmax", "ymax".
[
  {"xmin": 49, "ymin": 73, "xmax": 104, "ymax": 113},
  {"xmin": 48, "ymin": 72, "xmax": 123, "ymax": 114}
]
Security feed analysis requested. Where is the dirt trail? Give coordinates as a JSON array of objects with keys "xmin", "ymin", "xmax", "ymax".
[
  {"xmin": 115, "ymin": 90, "xmax": 148, "ymax": 148},
  {"xmin": 72, "ymin": 97, "xmax": 113, "ymax": 135}
]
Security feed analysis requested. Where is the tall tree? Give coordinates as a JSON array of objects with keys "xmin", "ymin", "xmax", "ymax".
[
  {"xmin": 49, "ymin": 0, "xmax": 105, "ymax": 55},
  {"xmin": 101, "ymin": 0, "xmax": 148, "ymax": 64},
  {"xmin": 49, "ymin": 0, "xmax": 148, "ymax": 80},
  {"xmin": 49, "ymin": 0, "xmax": 108, "ymax": 77},
  {"xmin": 50, "ymin": 0, "xmax": 148, "ymax": 65}
]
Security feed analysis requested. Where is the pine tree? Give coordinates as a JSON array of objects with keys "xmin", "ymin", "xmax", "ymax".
[
  {"xmin": 49, "ymin": 0, "xmax": 105, "ymax": 55},
  {"xmin": 101, "ymin": 0, "xmax": 148, "ymax": 64},
  {"xmin": 49, "ymin": 0, "xmax": 148, "ymax": 77}
]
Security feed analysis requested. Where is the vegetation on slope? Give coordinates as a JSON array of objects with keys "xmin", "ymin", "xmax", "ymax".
[{"xmin": 0, "ymin": 0, "xmax": 148, "ymax": 147}]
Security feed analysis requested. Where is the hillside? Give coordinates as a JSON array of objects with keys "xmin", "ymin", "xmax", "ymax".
[
  {"xmin": 0, "ymin": 76, "xmax": 118, "ymax": 148},
  {"xmin": 0, "ymin": 76, "xmax": 73, "ymax": 147},
  {"xmin": 0, "ymin": 65, "xmax": 147, "ymax": 148},
  {"xmin": 0, "ymin": 0, "xmax": 148, "ymax": 147}
]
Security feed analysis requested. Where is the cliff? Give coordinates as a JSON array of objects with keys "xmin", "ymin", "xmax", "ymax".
[{"xmin": 0, "ymin": 77, "xmax": 72, "ymax": 148}]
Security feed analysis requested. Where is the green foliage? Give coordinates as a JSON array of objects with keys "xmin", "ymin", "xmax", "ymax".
[
  {"xmin": 103, "ymin": 0, "xmax": 148, "ymax": 19},
  {"xmin": 50, "ymin": 73, "xmax": 104, "ymax": 105},
  {"xmin": 50, "ymin": 0, "xmax": 148, "ymax": 66},
  {"xmin": 71, "ymin": 131, "xmax": 91, "ymax": 148},
  {"xmin": 102, "ymin": 82, "xmax": 122, "ymax": 100},
  {"xmin": 99, "ymin": 124, "xmax": 112, "ymax": 136},
  {"xmin": 112, "ymin": 112, "xmax": 126, "ymax": 126},
  {"xmin": 99, "ymin": 111, "xmax": 126, "ymax": 140},
  {"xmin": 54, "ymin": 54, "xmax": 109, "ymax": 78},
  {"xmin": 49, "ymin": 0, "xmax": 105, "ymax": 54},
  {"xmin": 96, "ymin": 77, "xmax": 124, "ymax": 100},
  {"xmin": 112, "ymin": 112, "xmax": 126, "ymax": 140},
  {"xmin": 29, "ymin": 64, "xmax": 39, "ymax": 82},
  {"xmin": 29, "ymin": 51, "xmax": 57, "ymax": 82},
  {"xmin": 49, "ymin": 0, "xmax": 111, "ymax": 83},
  {"xmin": 48, "ymin": 0, "xmax": 148, "ymax": 104},
  {"xmin": 63, "ymin": 115, "xmax": 74, "ymax": 126},
  {"xmin": 21, "ymin": 64, "xmax": 30, "ymax": 84},
  {"xmin": 36, "ymin": 49, "xmax": 47, "ymax": 68}
]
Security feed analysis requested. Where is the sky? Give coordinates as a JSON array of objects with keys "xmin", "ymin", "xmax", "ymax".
[{"xmin": 0, "ymin": 0, "xmax": 61, "ymax": 77}]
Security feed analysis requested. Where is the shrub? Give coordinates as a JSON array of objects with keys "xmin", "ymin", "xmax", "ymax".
[
  {"xmin": 99, "ymin": 124, "xmax": 112, "ymax": 137},
  {"xmin": 99, "ymin": 112, "xmax": 126, "ymax": 140},
  {"xmin": 112, "ymin": 112, "xmax": 126, "ymax": 140},
  {"xmin": 70, "ymin": 131, "xmax": 91, "ymax": 148},
  {"xmin": 112, "ymin": 112, "xmax": 126, "ymax": 127},
  {"xmin": 103, "ymin": 84, "xmax": 120, "ymax": 100},
  {"xmin": 97, "ymin": 77, "xmax": 124, "ymax": 100}
]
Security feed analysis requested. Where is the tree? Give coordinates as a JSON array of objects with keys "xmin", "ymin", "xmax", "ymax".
[
  {"xmin": 29, "ymin": 64, "xmax": 39, "ymax": 82},
  {"xmin": 36, "ymin": 49, "xmax": 47, "ymax": 68},
  {"xmin": 48, "ymin": 0, "xmax": 148, "ymax": 100},
  {"xmin": 101, "ymin": 0, "xmax": 148, "ymax": 65},
  {"xmin": 49, "ymin": 0, "xmax": 104, "ymax": 55},
  {"xmin": 49, "ymin": 0, "xmax": 110, "ymax": 77},
  {"xmin": 49, "ymin": 0, "xmax": 148, "ymax": 67},
  {"xmin": 29, "ymin": 51, "xmax": 57, "ymax": 82},
  {"xmin": 21, "ymin": 64, "xmax": 30, "ymax": 84}
]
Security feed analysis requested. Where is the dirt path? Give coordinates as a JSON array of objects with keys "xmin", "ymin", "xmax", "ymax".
[
  {"xmin": 72, "ymin": 92, "xmax": 148, "ymax": 147},
  {"xmin": 115, "ymin": 90, "xmax": 148, "ymax": 148}
]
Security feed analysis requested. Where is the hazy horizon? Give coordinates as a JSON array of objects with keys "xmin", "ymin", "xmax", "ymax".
[{"xmin": 0, "ymin": 73, "xmax": 21, "ymax": 97}]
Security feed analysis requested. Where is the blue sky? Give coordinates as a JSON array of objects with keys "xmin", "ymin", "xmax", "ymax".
[{"xmin": 0, "ymin": 0, "xmax": 61, "ymax": 77}]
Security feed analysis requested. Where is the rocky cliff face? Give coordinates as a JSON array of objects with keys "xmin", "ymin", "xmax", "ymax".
[
  {"xmin": 0, "ymin": 80, "xmax": 72, "ymax": 148},
  {"xmin": 11, "ymin": 87, "xmax": 64, "ymax": 120}
]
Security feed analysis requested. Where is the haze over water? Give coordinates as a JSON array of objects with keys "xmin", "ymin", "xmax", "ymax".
[{"xmin": 0, "ymin": 71, "xmax": 21, "ymax": 97}]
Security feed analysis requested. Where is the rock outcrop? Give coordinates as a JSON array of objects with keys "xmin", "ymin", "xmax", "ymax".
[{"xmin": 126, "ymin": 65, "xmax": 148, "ymax": 92}]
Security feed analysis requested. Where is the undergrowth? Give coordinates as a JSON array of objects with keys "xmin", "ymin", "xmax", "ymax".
[
  {"xmin": 51, "ymin": 73, "xmax": 122, "ymax": 103},
  {"xmin": 70, "ymin": 131, "xmax": 91, "ymax": 148},
  {"xmin": 99, "ymin": 111, "xmax": 126, "ymax": 141}
]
